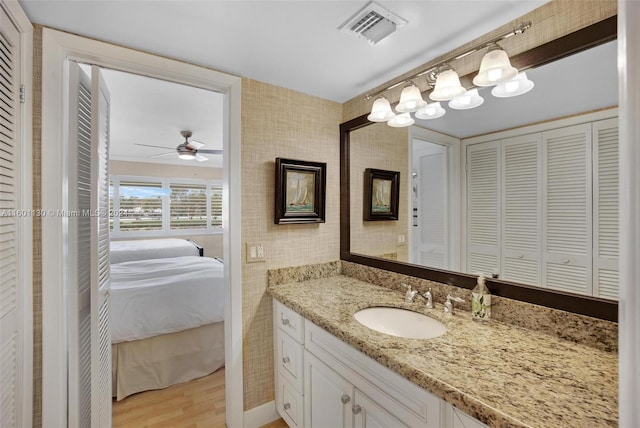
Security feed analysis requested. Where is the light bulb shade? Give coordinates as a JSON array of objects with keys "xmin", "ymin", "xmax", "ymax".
[
  {"xmin": 491, "ymin": 72, "xmax": 534, "ymax": 98},
  {"xmin": 367, "ymin": 96, "xmax": 396, "ymax": 122},
  {"xmin": 415, "ymin": 102, "xmax": 446, "ymax": 120},
  {"xmin": 178, "ymin": 152, "xmax": 196, "ymax": 160},
  {"xmin": 473, "ymin": 48, "xmax": 518, "ymax": 86},
  {"xmin": 429, "ymin": 69, "xmax": 466, "ymax": 101},
  {"xmin": 448, "ymin": 88, "xmax": 484, "ymax": 110},
  {"xmin": 387, "ymin": 112, "xmax": 415, "ymax": 127},
  {"xmin": 395, "ymin": 84, "xmax": 427, "ymax": 112}
]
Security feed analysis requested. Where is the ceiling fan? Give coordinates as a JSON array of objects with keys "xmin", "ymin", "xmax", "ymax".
[{"xmin": 136, "ymin": 130, "xmax": 223, "ymax": 162}]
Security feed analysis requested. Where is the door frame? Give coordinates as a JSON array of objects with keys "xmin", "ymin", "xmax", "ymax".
[{"xmin": 40, "ymin": 28, "xmax": 243, "ymax": 427}]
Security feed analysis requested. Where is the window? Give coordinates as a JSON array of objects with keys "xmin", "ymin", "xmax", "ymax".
[{"xmin": 110, "ymin": 176, "xmax": 222, "ymax": 236}]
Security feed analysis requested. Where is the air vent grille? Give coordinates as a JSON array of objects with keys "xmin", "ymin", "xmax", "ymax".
[{"xmin": 339, "ymin": 1, "xmax": 407, "ymax": 45}]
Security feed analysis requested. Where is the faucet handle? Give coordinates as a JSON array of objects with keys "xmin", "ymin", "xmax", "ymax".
[
  {"xmin": 444, "ymin": 294, "xmax": 464, "ymax": 315},
  {"xmin": 422, "ymin": 288, "xmax": 434, "ymax": 309}
]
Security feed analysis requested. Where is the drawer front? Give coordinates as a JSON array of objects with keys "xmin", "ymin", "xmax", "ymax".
[
  {"xmin": 274, "ymin": 300, "xmax": 304, "ymax": 343},
  {"xmin": 277, "ymin": 377, "xmax": 304, "ymax": 428},
  {"xmin": 276, "ymin": 327, "xmax": 304, "ymax": 393}
]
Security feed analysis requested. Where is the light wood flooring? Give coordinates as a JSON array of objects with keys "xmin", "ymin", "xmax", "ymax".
[{"xmin": 113, "ymin": 368, "xmax": 288, "ymax": 428}]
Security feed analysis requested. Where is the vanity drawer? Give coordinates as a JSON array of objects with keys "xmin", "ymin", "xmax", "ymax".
[
  {"xmin": 274, "ymin": 299, "xmax": 304, "ymax": 343},
  {"xmin": 275, "ymin": 326, "xmax": 304, "ymax": 393},
  {"xmin": 277, "ymin": 376, "xmax": 304, "ymax": 428}
]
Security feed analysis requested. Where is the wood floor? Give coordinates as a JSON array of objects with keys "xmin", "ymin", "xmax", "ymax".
[{"xmin": 112, "ymin": 368, "xmax": 288, "ymax": 428}]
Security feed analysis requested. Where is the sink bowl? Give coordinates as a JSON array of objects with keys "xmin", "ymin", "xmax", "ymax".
[{"xmin": 353, "ymin": 307, "xmax": 447, "ymax": 339}]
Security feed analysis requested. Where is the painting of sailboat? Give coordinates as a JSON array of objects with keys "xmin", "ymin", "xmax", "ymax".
[
  {"xmin": 364, "ymin": 168, "xmax": 400, "ymax": 221},
  {"xmin": 286, "ymin": 171, "xmax": 315, "ymax": 213},
  {"xmin": 371, "ymin": 177, "xmax": 392, "ymax": 213}
]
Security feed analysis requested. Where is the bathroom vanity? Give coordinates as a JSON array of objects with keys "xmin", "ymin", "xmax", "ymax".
[{"xmin": 268, "ymin": 273, "xmax": 617, "ymax": 428}]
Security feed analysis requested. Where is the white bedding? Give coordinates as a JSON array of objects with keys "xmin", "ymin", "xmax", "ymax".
[
  {"xmin": 110, "ymin": 256, "xmax": 224, "ymax": 343},
  {"xmin": 110, "ymin": 238, "xmax": 200, "ymax": 264}
]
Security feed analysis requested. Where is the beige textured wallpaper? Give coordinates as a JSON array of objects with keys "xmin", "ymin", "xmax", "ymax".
[
  {"xmin": 350, "ymin": 122, "xmax": 409, "ymax": 262},
  {"xmin": 240, "ymin": 78, "xmax": 342, "ymax": 410}
]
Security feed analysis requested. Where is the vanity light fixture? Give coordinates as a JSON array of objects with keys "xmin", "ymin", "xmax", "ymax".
[
  {"xmin": 448, "ymin": 88, "xmax": 484, "ymax": 110},
  {"xmin": 367, "ymin": 96, "xmax": 397, "ymax": 122},
  {"xmin": 491, "ymin": 72, "xmax": 535, "ymax": 98},
  {"xmin": 473, "ymin": 43, "xmax": 518, "ymax": 86},
  {"xmin": 364, "ymin": 21, "xmax": 532, "ymax": 127},
  {"xmin": 415, "ymin": 102, "xmax": 446, "ymax": 120},
  {"xmin": 429, "ymin": 68, "xmax": 466, "ymax": 101},
  {"xmin": 395, "ymin": 82, "xmax": 427, "ymax": 112},
  {"xmin": 387, "ymin": 112, "xmax": 415, "ymax": 127}
]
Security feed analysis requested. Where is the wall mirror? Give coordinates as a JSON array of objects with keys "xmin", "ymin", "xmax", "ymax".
[{"xmin": 341, "ymin": 17, "xmax": 618, "ymax": 321}]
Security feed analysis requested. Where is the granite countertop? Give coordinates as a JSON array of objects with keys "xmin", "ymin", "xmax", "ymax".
[{"xmin": 267, "ymin": 275, "xmax": 618, "ymax": 428}]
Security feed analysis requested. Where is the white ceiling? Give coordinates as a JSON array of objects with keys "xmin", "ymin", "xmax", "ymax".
[{"xmin": 20, "ymin": 1, "xmax": 616, "ymax": 165}]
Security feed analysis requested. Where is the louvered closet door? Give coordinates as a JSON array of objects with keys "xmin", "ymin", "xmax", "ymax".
[
  {"xmin": 67, "ymin": 62, "xmax": 111, "ymax": 427},
  {"xmin": 466, "ymin": 141, "xmax": 500, "ymax": 275},
  {"xmin": 593, "ymin": 118, "xmax": 619, "ymax": 299},
  {"xmin": 501, "ymin": 133, "xmax": 542, "ymax": 285},
  {"xmin": 0, "ymin": 8, "xmax": 23, "ymax": 427},
  {"xmin": 542, "ymin": 123, "xmax": 592, "ymax": 295}
]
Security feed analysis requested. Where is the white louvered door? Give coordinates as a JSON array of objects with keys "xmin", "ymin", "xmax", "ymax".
[
  {"xmin": 466, "ymin": 141, "xmax": 500, "ymax": 275},
  {"xmin": 592, "ymin": 118, "xmax": 619, "ymax": 299},
  {"xmin": 542, "ymin": 123, "xmax": 592, "ymax": 295},
  {"xmin": 0, "ymin": 6, "xmax": 26, "ymax": 427},
  {"xmin": 67, "ymin": 62, "xmax": 111, "ymax": 427},
  {"xmin": 501, "ymin": 133, "xmax": 542, "ymax": 285}
]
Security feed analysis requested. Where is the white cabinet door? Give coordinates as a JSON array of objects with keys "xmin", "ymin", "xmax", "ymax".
[
  {"xmin": 466, "ymin": 141, "xmax": 501, "ymax": 275},
  {"xmin": 304, "ymin": 350, "xmax": 354, "ymax": 428},
  {"xmin": 542, "ymin": 123, "xmax": 592, "ymax": 294},
  {"xmin": 452, "ymin": 408, "xmax": 488, "ymax": 428},
  {"xmin": 353, "ymin": 389, "xmax": 409, "ymax": 428},
  {"xmin": 501, "ymin": 133, "xmax": 542, "ymax": 285},
  {"xmin": 592, "ymin": 117, "xmax": 619, "ymax": 299}
]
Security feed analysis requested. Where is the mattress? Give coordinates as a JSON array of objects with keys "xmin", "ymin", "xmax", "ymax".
[
  {"xmin": 110, "ymin": 238, "xmax": 201, "ymax": 264},
  {"xmin": 110, "ymin": 256, "xmax": 224, "ymax": 343}
]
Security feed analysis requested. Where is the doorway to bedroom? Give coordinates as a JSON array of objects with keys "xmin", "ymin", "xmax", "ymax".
[{"xmin": 81, "ymin": 65, "xmax": 228, "ymax": 421}]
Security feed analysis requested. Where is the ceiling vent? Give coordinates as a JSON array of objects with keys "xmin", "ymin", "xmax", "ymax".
[{"xmin": 339, "ymin": 1, "xmax": 408, "ymax": 45}]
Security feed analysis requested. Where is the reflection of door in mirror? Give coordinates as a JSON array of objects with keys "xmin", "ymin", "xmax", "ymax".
[{"xmin": 410, "ymin": 129, "xmax": 460, "ymax": 271}]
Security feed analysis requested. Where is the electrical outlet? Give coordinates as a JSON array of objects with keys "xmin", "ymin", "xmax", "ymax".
[
  {"xmin": 246, "ymin": 242, "xmax": 266, "ymax": 263},
  {"xmin": 397, "ymin": 234, "xmax": 406, "ymax": 246}
]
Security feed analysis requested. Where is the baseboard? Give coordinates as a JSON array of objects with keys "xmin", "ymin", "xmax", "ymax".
[{"xmin": 243, "ymin": 400, "xmax": 279, "ymax": 428}]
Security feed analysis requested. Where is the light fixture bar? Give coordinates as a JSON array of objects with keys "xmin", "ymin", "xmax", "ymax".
[{"xmin": 364, "ymin": 21, "xmax": 531, "ymax": 100}]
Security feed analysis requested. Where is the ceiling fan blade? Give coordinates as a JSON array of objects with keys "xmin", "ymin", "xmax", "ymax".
[
  {"xmin": 197, "ymin": 149, "xmax": 223, "ymax": 154},
  {"xmin": 135, "ymin": 143, "xmax": 174, "ymax": 150},
  {"xmin": 187, "ymin": 140, "xmax": 205, "ymax": 150},
  {"xmin": 149, "ymin": 152, "xmax": 176, "ymax": 158},
  {"xmin": 195, "ymin": 154, "xmax": 209, "ymax": 162}
]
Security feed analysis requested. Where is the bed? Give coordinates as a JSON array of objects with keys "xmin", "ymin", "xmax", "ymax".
[
  {"xmin": 109, "ymin": 238, "xmax": 203, "ymax": 264},
  {"xmin": 110, "ymin": 256, "xmax": 225, "ymax": 400}
]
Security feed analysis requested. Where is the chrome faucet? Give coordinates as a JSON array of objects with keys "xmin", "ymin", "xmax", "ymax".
[
  {"xmin": 422, "ymin": 288, "xmax": 434, "ymax": 309},
  {"xmin": 444, "ymin": 294, "xmax": 464, "ymax": 315},
  {"xmin": 401, "ymin": 283, "xmax": 419, "ymax": 303}
]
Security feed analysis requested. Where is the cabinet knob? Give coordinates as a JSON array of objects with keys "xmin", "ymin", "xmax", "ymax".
[
  {"xmin": 281, "ymin": 318, "xmax": 290, "ymax": 326},
  {"xmin": 341, "ymin": 394, "xmax": 350, "ymax": 404},
  {"xmin": 283, "ymin": 403, "xmax": 291, "ymax": 410},
  {"xmin": 562, "ymin": 257, "xmax": 570, "ymax": 264},
  {"xmin": 518, "ymin": 253, "xmax": 524, "ymax": 259},
  {"xmin": 282, "ymin": 357, "xmax": 290, "ymax": 364},
  {"xmin": 352, "ymin": 405, "xmax": 361, "ymax": 415}
]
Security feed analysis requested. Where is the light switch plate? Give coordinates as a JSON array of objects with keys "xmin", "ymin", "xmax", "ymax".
[{"xmin": 246, "ymin": 242, "xmax": 266, "ymax": 263}]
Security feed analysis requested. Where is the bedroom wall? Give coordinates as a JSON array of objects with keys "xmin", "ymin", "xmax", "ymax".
[
  {"xmin": 109, "ymin": 160, "xmax": 223, "ymax": 257},
  {"xmin": 240, "ymin": 78, "xmax": 342, "ymax": 410}
]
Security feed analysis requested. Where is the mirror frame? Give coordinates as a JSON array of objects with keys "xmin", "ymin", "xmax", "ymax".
[{"xmin": 340, "ymin": 16, "xmax": 618, "ymax": 322}]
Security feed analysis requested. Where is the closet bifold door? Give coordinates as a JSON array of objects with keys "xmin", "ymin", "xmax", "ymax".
[
  {"xmin": 466, "ymin": 141, "xmax": 501, "ymax": 276},
  {"xmin": 542, "ymin": 123, "xmax": 592, "ymax": 295},
  {"xmin": 67, "ymin": 62, "xmax": 112, "ymax": 427},
  {"xmin": 592, "ymin": 117, "xmax": 619, "ymax": 300},
  {"xmin": 500, "ymin": 133, "xmax": 542, "ymax": 286}
]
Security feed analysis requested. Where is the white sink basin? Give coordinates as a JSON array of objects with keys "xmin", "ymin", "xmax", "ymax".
[{"xmin": 354, "ymin": 307, "xmax": 447, "ymax": 339}]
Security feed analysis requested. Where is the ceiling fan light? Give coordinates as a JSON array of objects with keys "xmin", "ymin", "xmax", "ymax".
[
  {"xmin": 415, "ymin": 102, "xmax": 446, "ymax": 120},
  {"xmin": 448, "ymin": 88, "xmax": 484, "ymax": 110},
  {"xmin": 367, "ymin": 96, "xmax": 396, "ymax": 122},
  {"xmin": 473, "ymin": 46, "xmax": 518, "ymax": 86},
  {"xmin": 396, "ymin": 83, "xmax": 427, "ymax": 112},
  {"xmin": 429, "ymin": 69, "xmax": 466, "ymax": 101},
  {"xmin": 387, "ymin": 112, "xmax": 414, "ymax": 127},
  {"xmin": 491, "ymin": 72, "xmax": 534, "ymax": 97},
  {"xmin": 178, "ymin": 152, "xmax": 196, "ymax": 160}
]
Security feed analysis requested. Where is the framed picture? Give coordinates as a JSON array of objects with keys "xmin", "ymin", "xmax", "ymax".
[
  {"xmin": 363, "ymin": 168, "xmax": 400, "ymax": 221},
  {"xmin": 275, "ymin": 158, "xmax": 326, "ymax": 224}
]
